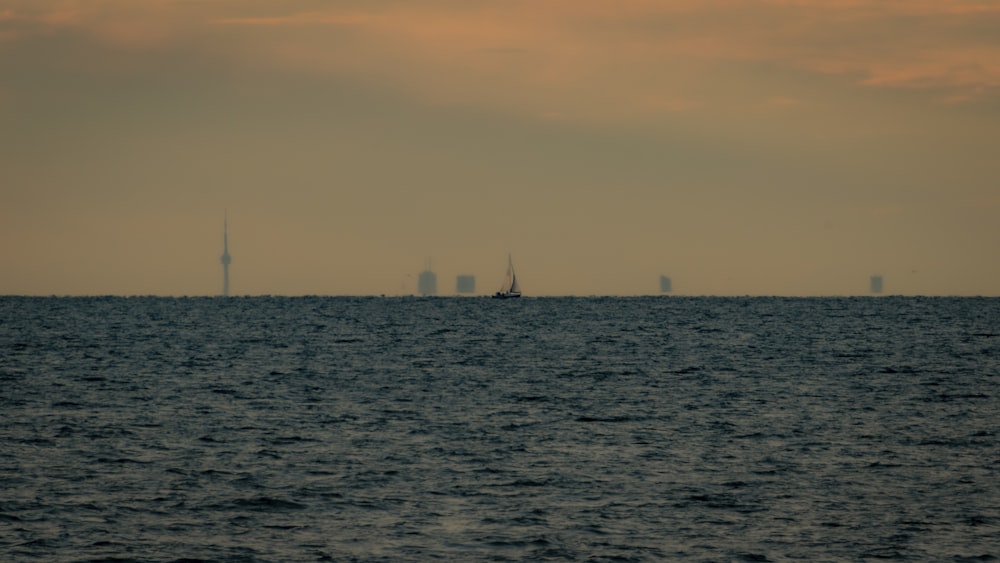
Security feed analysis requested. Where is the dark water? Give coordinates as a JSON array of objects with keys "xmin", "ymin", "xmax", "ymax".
[{"xmin": 2, "ymin": 296, "xmax": 998, "ymax": 562}]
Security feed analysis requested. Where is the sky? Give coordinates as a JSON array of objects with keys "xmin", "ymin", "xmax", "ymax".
[{"xmin": 2, "ymin": 0, "xmax": 998, "ymax": 296}]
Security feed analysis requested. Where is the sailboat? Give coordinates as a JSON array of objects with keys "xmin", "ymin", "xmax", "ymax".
[{"xmin": 492, "ymin": 254, "xmax": 522, "ymax": 299}]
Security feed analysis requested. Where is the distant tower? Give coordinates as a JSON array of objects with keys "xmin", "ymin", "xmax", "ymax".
[
  {"xmin": 456, "ymin": 275, "xmax": 475, "ymax": 294},
  {"xmin": 659, "ymin": 275, "xmax": 672, "ymax": 293},
  {"xmin": 418, "ymin": 259, "xmax": 437, "ymax": 296},
  {"xmin": 220, "ymin": 213, "xmax": 232, "ymax": 297},
  {"xmin": 870, "ymin": 275, "xmax": 883, "ymax": 294}
]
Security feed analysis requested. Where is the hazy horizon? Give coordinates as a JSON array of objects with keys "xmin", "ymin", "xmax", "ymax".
[{"xmin": 2, "ymin": 1, "xmax": 998, "ymax": 297}]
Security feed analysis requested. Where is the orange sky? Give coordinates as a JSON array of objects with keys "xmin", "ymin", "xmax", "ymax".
[{"xmin": 2, "ymin": 1, "xmax": 998, "ymax": 295}]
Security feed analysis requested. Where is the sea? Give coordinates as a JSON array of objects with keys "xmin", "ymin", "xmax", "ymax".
[{"xmin": 2, "ymin": 296, "xmax": 998, "ymax": 562}]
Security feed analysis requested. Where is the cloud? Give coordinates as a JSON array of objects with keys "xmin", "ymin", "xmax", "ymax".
[
  {"xmin": 4, "ymin": 0, "xmax": 999, "ymax": 121},
  {"xmin": 215, "ymin": 11, "xmax": 373, "ymax": 27},
  {"xmin": 758, "ymin": 96, "xmax": 803, "ymax": 111},
  {"xmin": 215, "ymin": 1, "xmax": 1000, "ymax": 113},
  {"xmin": 0, "ymin": 0, "xmax": 194, "ymax": 47}
]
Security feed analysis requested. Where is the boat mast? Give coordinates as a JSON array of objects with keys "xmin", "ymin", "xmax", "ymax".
[{"xmin": 220, "ymin": 211, "xmax": 232, "ymax": 297}]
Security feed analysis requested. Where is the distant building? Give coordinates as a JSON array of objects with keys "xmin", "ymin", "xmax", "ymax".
[
  {"xmin": 418, "ymin": 269, "xmax": 437, "ymax": 296},
  {"xmin": 659, "ymin": 275, "xmax": 672, "ymax": 293},
  {"xmin": 220, "ymin": 212, "xmax": 232, "ymax": 297},
  {"xmin": 456, "ymin": 275, "xmax": 475, "ymax": 294},
  {"xmin": 870, "ymin": 275, "xmax": 883, "ymax": 294}
]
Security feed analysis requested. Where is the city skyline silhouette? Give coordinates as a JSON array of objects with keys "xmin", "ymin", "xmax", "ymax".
[{"xmin": 1, "ymin": 3, "xmax": 997, "ymax": 296}]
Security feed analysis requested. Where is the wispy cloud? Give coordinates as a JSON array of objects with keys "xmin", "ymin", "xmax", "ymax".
[
  {"xmin": 214, "ymin": 1, "xmax": 1000, "ymax": 112},
  {"xmin": 215, "ymin": 12, "xmax": 373, "ymax": 27},
  {"xmin": 4, "ymin": 0, "xmax": 999, "ymax": 118}
]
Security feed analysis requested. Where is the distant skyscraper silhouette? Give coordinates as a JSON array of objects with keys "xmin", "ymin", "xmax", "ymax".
[
  {"xmin": 659, "ymin": 275, "xmax": 672, "ymax": 293},
  {"xmin": 220, "ymin": 213, "xmax": 232, "ymax": 297},
  {"xmin": 418, "ymin": 259, "xmax": 437, "ymax": 296},
  {"xmin": 870, "ymin": 275, "xmax": 883, "ymax": 294},
  {"xmin": 456, "ymin": 275, "xmax": 475, "ymax": 294}
]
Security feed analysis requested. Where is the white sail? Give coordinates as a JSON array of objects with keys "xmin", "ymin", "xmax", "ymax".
[
  {"xmin": 508, "ymin": 262, "xmax": 520, "ymax": 294},
  {"xmin": 494, "ymin": 254, "xmax": 522, "ymax": 298}
]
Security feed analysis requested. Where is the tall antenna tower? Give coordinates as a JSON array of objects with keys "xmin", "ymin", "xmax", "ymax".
[{"xmin": 220, "ymin": 212, "xmax": 232, "ymax": 296}]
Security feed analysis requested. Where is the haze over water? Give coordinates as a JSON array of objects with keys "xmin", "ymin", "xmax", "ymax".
[
  {"xmin": 2, "ymin": 2, "xmax": 999, "ymax": 296},
  {"xmin": 3, "ymin": 296, "xmax": 998, "ymax": 561}
]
